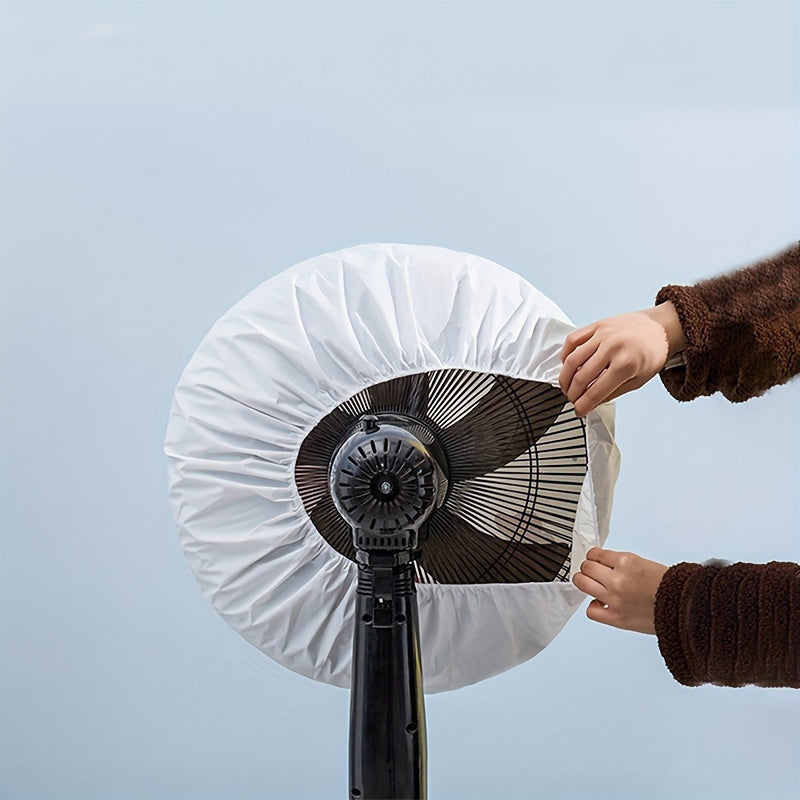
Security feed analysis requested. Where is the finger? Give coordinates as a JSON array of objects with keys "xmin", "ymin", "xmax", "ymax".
[
  {"xmin": 605, "ymin": 374, "xmax": 650, "ymax": 402},
  {"xmin": 572, "ymin": 364, "xmax": 636, "ymax": 416},
  {"xmin": 560, "ymin": 325, "xmax": 596, "ymax": 362},
  {"xmin": 565, "ymin": 344, "xmax": 613, "ymax": 401},
  {"xmin": 585, "ymin": 548, "xmax": 620, "ymax": 568},
  {"xmin": 572, "ymin": 571, "xmax": 611, "ymax": 604},
  {"xmin": 559, "ymin": 336, "xmax": 600, "ymax": 395},
  {"xmin": 578, "ymin": 558, "xmax": 614, "ymax": 588},
  {"xmin": 585, "ymin": 599, "xmax": 618, "ymax": 627},
  {"xmin": 571, "ymin": 367, "xmax": 608, "ymax": 416}
]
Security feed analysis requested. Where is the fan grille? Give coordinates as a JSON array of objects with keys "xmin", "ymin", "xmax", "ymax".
[{"xmin": 294, "ymin": 369, "xmax": 587, "ymax": 584}]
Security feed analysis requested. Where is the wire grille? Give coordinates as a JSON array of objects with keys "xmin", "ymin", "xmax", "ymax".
[{"xmin": 294, "ymin": 369, "xmax": 588, "ymax": 584}]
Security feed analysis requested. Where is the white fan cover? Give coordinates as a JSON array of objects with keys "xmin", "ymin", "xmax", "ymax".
[{"xmin": 165, "ymin": 243, "xmax": 619, "ymax": 693}]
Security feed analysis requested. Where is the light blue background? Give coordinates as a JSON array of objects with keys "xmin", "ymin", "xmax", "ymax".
[{"xmin": 2, "ymin": 2, "xmax": 799, "ymax": 798}]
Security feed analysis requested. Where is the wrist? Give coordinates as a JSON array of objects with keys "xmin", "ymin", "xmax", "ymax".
[{"xmin": 645, "ymin": 301, "xmax": 687, "ymax": 358}]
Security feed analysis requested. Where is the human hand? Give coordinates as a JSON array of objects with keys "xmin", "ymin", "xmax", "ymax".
[
  {"xmin": 559, "ymin": 302, "xmax": 686, "ymax": 417},
  {"xmin": 572, "ymin": 548, "xmax": 668, "ymax": 635}
]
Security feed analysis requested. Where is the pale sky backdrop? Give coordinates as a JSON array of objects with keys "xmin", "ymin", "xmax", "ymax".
[{"xmin": 2, "ymin": 2, "xmax": 799, "ymax": 799}]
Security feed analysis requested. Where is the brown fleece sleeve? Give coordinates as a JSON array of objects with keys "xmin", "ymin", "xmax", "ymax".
[
  {"xmin": 655, "ymin": 242, "xmax": 800, "ymax": 402},
  {"xmin": 653, "ymin": 561, "xmax": 800, "ymax": 688}
]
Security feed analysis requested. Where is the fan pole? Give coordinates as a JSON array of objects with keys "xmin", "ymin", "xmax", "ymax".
[
  {"xmin": 329, "ymin": 414, "xmax": 442, "ymax": 800},
  {"xmin": 349, "ymin": 550, "xmax": 426, "ymax": 800}
]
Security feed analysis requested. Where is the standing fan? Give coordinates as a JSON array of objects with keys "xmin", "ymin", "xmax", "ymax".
[{"xmin": 165, "ymin": 244, "xmax": 619, "ymax": 799}]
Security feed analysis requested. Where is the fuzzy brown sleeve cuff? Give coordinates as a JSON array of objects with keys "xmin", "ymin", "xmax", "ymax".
[
  {"xmin": 656, "ymin": 242, "xmax": 800, "ymax": 402},
  {"xmin": 653, "ymin": 562, "xmax": 704, "ymax": 686},
  {"xmin": 654, "ymin": 561, "xmax": 800, "ymax": 688}
]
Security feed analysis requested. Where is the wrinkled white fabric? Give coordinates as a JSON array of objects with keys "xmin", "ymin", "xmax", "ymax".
[{"xmin": 165, "ymin": 243, "xmax": 620, "ymax": 693}]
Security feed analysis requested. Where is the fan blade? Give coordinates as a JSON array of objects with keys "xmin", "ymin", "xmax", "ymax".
[
  {"xmin": 368, "ymin": 373, "xmax": 430, "ymax": 418},
  {"xmin": 419, "ymin": 507, "xmax": 570, "ymax": 584},
  {"xmin": 440, "ymin": 378, "xmax": 567, "ymax": 482},
  {"xmin": 309, "ymin": 493, "xmax": 357, "ymax": 563}
]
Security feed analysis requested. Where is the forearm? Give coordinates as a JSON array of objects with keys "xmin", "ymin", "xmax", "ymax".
[
  {"xmin": 653, "ymin": 561, "xmax": 800, "ymax": 688},
  {"xmin": 655, "ymin": 242, "xmax": 800, "ymax": 402}
]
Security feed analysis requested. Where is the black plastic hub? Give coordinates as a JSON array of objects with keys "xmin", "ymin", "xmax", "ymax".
[{"xmin": 330, "ymin": 414, "xmax": 445, "ymax": 551}]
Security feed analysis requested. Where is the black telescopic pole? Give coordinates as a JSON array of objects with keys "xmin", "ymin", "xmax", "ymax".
[{"xmin": 348, "ymin": 550, "xmax": 426, "ymax": 800}]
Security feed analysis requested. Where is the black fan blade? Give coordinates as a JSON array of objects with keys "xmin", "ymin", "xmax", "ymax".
[
  {"xmin": 368, "ymin": 373, "xmax": 430, "ymax": 417},
  {"xmin": 296, "ymin": 369, "xmax": 581, "ymax": 586},
  {"xmin": 439, "ymin": 378, "xmax": 567, "ymax": 482},
  {"xmin": 419, "ymin": 507, "xmax": 570, "ymax": 584},
  {"xmin": 309, "ymin": 493, "xmax": 357, "ymax": 563}
]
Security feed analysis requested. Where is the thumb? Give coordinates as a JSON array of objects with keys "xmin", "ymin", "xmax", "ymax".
[{"xmin": 585, "ymin": 599, "xmax": 615, "ymax": 627}]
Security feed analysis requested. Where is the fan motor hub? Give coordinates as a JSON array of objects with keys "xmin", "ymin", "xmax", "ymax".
[{"xmin": 330, "ymin": 415, "xmax": 445, "ymax": 549}]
